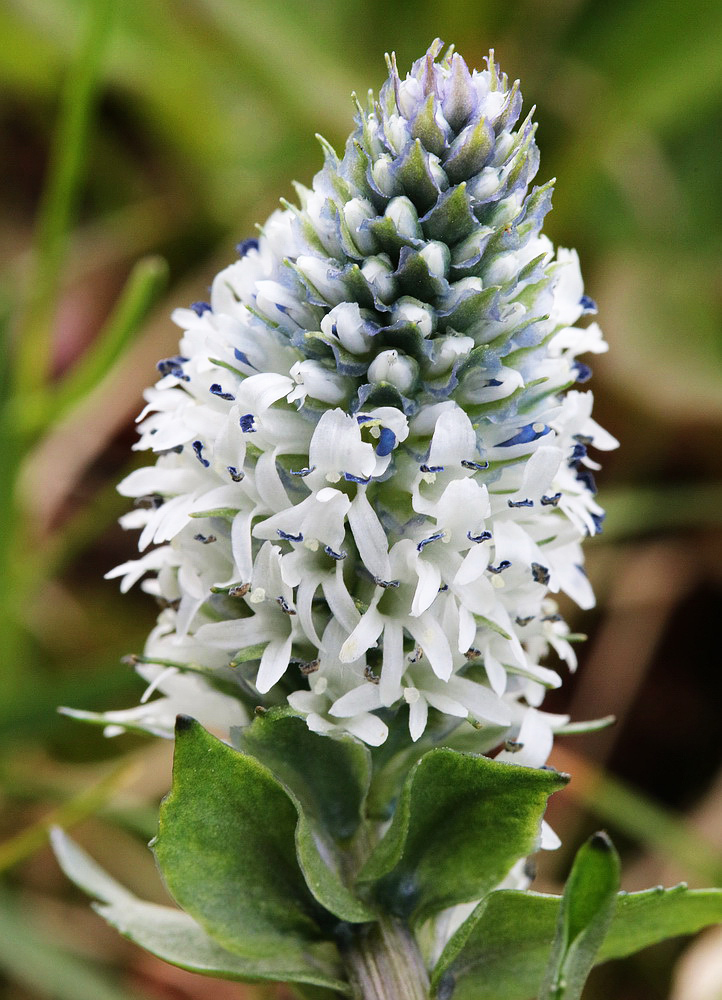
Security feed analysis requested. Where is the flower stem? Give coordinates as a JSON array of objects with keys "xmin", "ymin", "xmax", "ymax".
[{"xmin": 338, "ymin": 914, "xmax": 430, "ymax": 1000}]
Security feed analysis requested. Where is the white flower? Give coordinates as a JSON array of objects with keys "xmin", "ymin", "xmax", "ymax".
[{"xmin": 106, "ymin": 43, "xmax": 616, "ymax": 767}]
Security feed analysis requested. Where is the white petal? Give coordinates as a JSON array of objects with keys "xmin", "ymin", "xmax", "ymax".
[
  {"xmin": 496, "ymin": 707, "xmax": 553, "ymax": 767},
  {"xmin": 408, "ymin": 693, "xmax": 429, "ymax": 742},
  {"xmin": 231, "ymin": 510, "xmax": 254, "ymax": 581},
  {"xmin": 457, "ymin": 605, "xmax": 477, "ymax": 654},
  {"xmin": 517, "ymin": 445, "xmax": 563, "ymax": 499},
  {"xmin": 411, "ymin": 558, "xmax": 441, "ymax": 617},
  {"xmin": 405, "ymin": 615, "xmax": 453, "ymax": 681},
  {"xmin": 256, "ymin": 633, "xmax": 293, "ymax": 693},
  {"xmin": 454, "ymin": 543, "xmax": 490, "ymax": 586},
  {"xmin": 348, "ymin": 491, "xmax": 391, "ymax": 581},
  {"xmin": 308, "ymin": 409, "xmax": 375, "ymax": 484},
  {"xmin": 322, "ymin": 565, "xmax": 361, "ymax": 634},
  {"xmin": 330, "ymin": 683, "xmax": 382, "ymax": 717},
  {"xmin": 484, "ymin": 650, "xmax": 507, "ymax": 696},
  {"xmin": 340, "ymin": 604, "xmax": 384, "ymax": 663},
  {"xmin": 445, "ymin": 675, "xmax": 511, "ymax": 726},
  {"xmin": 296, "ymin": 575, "xmax": 323, "ymax": 647},
  {"xmin": 380, "ymin": 621, "xmax": 404, "ymax": 706},
  {"xmin": 196, "ymin": 613, "xmax": 274, "ymax": 650},
  {"xmin": 427, "ymin": 405, "xmax": 476, "ymax": 467},
  {"xmin": 342, "ymin": 713, "xmax": 388, "ymax": 746},
  {"xmin": 540, "ymin": 820, "xmax": 561, "ymax": 850}
]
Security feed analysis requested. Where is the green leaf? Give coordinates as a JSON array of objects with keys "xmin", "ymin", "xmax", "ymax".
[
  {"xmin": 51, "ymin": 828, "xmax": 349, "ymax": 992},
  {"xmin": 431, "ymin": 883, "xmax": 722, "ymax": 1000},
  {"xmin": 153, "ymin": 716, "xmax": 347, "ymax": 990},
  {"xmin": 356, "ymin": 749, "xmax": 568, "ymax": 926},
  {"xmin": 599, "ymin": 884, "xmax": 722, "ymax": 963},
  {"xmin": 237, "ymin": 708, "xmax": 375, "ymax": 922},
  {"xmin": 431, "ymin": 889, "xmax": 558, "ymax": 1000},
  {"xmin": 538, "ymin": 832, "xmax": 620, "ymax": 1000}
]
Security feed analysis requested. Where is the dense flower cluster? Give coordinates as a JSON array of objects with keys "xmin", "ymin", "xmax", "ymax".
[{"xmin": 101, "ymin": 42, "xmax": 615, "ymax": 762}]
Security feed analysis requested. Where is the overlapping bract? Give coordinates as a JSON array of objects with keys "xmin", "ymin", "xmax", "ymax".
[{"xmin": 107, "ymin": 42, "xmax": 615, "ymax": 757}]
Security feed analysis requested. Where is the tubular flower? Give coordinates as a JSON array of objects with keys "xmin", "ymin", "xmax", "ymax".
[{"xmin": 104, "ymin": 41, "xmax": 616, "ymax": 757}]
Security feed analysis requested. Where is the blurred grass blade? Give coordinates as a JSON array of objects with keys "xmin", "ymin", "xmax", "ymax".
[
  {"xmin": 0, "ymin": 759, "xmax": 139, "ymax": 874},
  {"xmin": 555, "ymin": 749, "xmax": 722, "ymax": 886},
  {"xmin": 52, "ymin": 254, "xmax": 168, "ymax": 421},
  {"xmin": 15, "ymin": 0, "xmax": 113, "ymax": 399},
  {"xmin": 0, "ymin": 888, "xmax": 147, "ymax": 1000}
]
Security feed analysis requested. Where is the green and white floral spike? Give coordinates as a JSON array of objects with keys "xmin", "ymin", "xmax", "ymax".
[{"xmin": 104, "ymin": 40, "xmax": 616, "ymax": 766}]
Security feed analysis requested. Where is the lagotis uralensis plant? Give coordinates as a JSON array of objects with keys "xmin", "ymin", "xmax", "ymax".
[{"xmin": 55, "ymin": 42, "xmax": 722, "ymax": 1000}]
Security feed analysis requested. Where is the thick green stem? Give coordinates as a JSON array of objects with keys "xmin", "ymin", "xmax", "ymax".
[{"xmin": 338, "ymin": 914, "xmax": 430, "ymax": 1000}]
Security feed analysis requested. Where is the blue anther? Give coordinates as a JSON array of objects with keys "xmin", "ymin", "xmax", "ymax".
[
  {"xmin": 210, "ymin": 383, "xmax": 236, "ymax": 401},
  {"xmin": 277, "ymin": 529, "xmax": 303, "ymax": 543},
  {"xmin": 376, "ymin": 427, "xmax": 396, "ymax": 457},
  {"xmin": 467, "ymin": 530, "xmax": 492, "ymax": 543},
  {"xmin": 192, "ymin": 440, "xmax": 210, "ymax": 467},
  {"xmin": 190, "ymin": 301, "xmax": 212, "ymax": 316},
  {"xmin": 236, "ymin": 238, "xmax": 259, "ymax": 257},
  {"xmin": 498, "ymin": 424, "xmax": 551, "ymax": 447}
]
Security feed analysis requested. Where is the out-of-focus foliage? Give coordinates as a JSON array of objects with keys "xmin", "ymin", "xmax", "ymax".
[{"xmin": 0, "ymin": 0, "xmax": 720, "ymax": 997}]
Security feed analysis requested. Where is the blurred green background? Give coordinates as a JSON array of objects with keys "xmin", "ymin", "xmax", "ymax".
[{"xmin": 1, "ymin": 0, "xmax": 721, "ymax": 997}]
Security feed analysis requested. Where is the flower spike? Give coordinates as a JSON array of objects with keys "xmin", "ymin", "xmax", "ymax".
[{"xmin": 107, "ymin": 42, "xmax": 616, "ymax": 760}]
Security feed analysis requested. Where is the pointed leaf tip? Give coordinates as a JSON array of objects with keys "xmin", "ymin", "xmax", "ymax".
[{"xmin": 175, "ymin": 714, "xmax": 195, "ymax": 732}]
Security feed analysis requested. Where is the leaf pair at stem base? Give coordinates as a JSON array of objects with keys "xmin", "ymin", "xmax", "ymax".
[{"xmin": 53, "ymin": 713, "xmax": 722, "ymax": 999}]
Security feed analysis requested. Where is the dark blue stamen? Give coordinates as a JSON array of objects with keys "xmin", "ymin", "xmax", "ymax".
[
  {"xmin": 516, "ymin": 616, "xmax": 534, "ymax": 626},
  {"xmin": 210, "ymin": 383, "xmax": 236, "ymax": 401},
  {"xmin": 531, "ymin": 563, "xmax": 550, "ymax": 585},
  {"xmin": 438, "ymin": 583, "xmax": 449, "ymax": 592},
  {"xmin": 190, "ymin": 301, "xmax": 212, "ymax": 316},
  {"xmin": 227, "ymin": 466, "xmax": 244, "ymax": 482},
  {"xmin": 374, "ymin": 577, "xmax": 400, "ymax": 589},
  {"xmin": 417, "ymin": 532, "xmax": 445, "ymax": 552},
  {"xmin": 192, "ymin": 440, "xmax": 210, "ymax": 467},
  {"xmin": 573, "ymin": 361, "xmax": 593, "ymax": 383},
  {"xmin": 462, "ymin": 459, "xmax": 490, "ymax": 471},
  {"xmin": 277, "ymin": 529, "xmax": 303, "ymax": 543},
  {"xmin": 569, "ymin": 443, "xmax": 587, "ymax": 464},
  {"xmin": 234, "ymin": 348, "xmax": 255, "ymax": 369},
  {"xmin": 498, "ymin": 424, "xmax": 551, "ymax": 448},
  {"xmin": 276, "ymin": 596, "xmax": 296, "ymax": 615},
  {"xmin": 541, "ymin": 493, "xmax": 562, "ymax": 507},
  {"xmin": 239, "ymin": 413, "xmax": 256, "ymax": 433},
  {"xmin": 576, "ymin": 469, "xmax": 597, "ymax": 494},
  {"xmin": 580, "ymin": 294, "xmax": 597, "ymax": 313},
  {"xmin": 324, "ymin": 545, "xmax": 347, "ymax": 560},
  {"xmin": 574, "ymin": 433, "xmax": 593, "ymax": 445},
  {"xmin": 486, "ymin": 378, "xmax": 502, "ymax": 386},
  {"xmin": 488, "ymin": 560, "xmax": 512, "ymax": 574},
  {"xmin": 290, "ymin": 466, "xmax": 315, "ymax": 477},
  {"xmin": 508, "ymin": 498, "xmax": 533, "ymax": 508},
  {"xmin": 420, "ymin": 464, "xmax": 444, "ymax": 473},
  {"xmin": 356, "ymin": 414, "xmax": 374, "ymax": 424},
  {"xmin": 236, "ymin": 237, "xmax": 259, "ymax": 257},
  {"xmin": 344, "ymin": 471, "xmax": 371, "ymax": 484},
  {"xmin": 467, "ymin": 530, "xmax": 492, "ymax": 543},
  {"xmin": 156, "ymin": 355, "xmax": 190, "ymax": 381},
  {"xmin": 591, "ymin": 511, "xmax": 606, "ymax": 534},
  {"xmin": 541, "ymin": 613, "xmax": 562, "ymax": 622},
  {"xmin": 193, "ymin": 533, "xmax": 216, "ymax": 544},
  {"xmin": 376, "ymin": 427, "xmax": 396, "ymax": 457}
]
